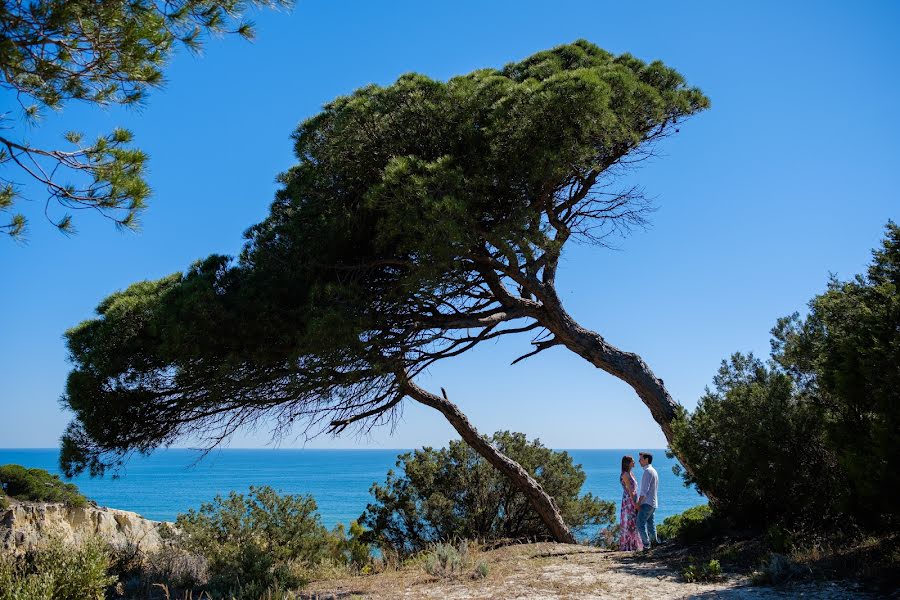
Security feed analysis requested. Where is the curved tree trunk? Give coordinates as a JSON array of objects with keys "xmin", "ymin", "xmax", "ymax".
[
  {"xmin": 402, "ymin": 379, "xmax": 578, "ymax": 545},
  {"xmin": 537, "ymin": 286, "xmax": 713, "ymax": 503}
]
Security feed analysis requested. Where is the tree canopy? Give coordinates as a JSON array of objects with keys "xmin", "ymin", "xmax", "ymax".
[
  {"xmin": 61, "ymin": 40, "xmax": 708, "ymax": 480},
  {"xmin": 361, "ymin": 431, "xmax": 614, "ymax": 555},
  {"xmin": 0, "ymin": 0, "xmax": 289, "ymax": 238}
]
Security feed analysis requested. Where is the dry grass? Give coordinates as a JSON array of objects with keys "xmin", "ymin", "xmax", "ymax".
[{"xmin": 299, "ymin": 542, "xmax": 876, "ymax": 600}]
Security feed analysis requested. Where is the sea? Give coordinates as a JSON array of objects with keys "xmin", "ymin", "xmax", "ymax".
[{"xmin": 0, "ymin": 448, "xmax": 704, "ymax": 537}]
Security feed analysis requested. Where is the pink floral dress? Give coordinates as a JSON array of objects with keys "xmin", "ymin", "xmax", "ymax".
[{"xmin": 619, "ymin": 471, "xmax": 644, "ymax": 551}]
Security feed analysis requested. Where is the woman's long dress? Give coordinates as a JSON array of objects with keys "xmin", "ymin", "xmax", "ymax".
[{"xmin": 619, "ymin": 471, "xmax": 644, "ymax": 551}]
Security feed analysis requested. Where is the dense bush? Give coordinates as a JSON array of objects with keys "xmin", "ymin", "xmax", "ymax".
[
  {"xmin": 656, "ymin": 504, "xmax": 717, "ymax": 544},
  {"xmin": 671, "ymin": 222, "xmax": 900, "ymax": 532},
  {"xmin": 670, "ymin": 354, "xmax": 843, "ymax": 529},
  {"xmin": 175, "ymin": 485, "xmax": 343, "ymax": 596},
  {"xmin": 0, "ymin": 464, "xmax": 88, "ymax": 506},
  {"xmin": 361, "ymin": 431, "xmax": 615, "ymax": 555},
  {"xmin": 771, "ymin": 222, "xmax": 900, "ymax": 526},
  {"xmin": 0, "ymin": 537, "xmax": 116, "ymax": 600}
]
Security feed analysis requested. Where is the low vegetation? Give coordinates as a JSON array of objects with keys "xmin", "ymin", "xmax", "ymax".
[
  {"xmin": 656, "ymin": 504, "xmax": 717, "ymax": 544},
  {"xmin": 0, "ymin": 464, "xmax": 88, "ymax": 506},
  {"xmin": 0, "ymin": 537, "xmax": 115, "ymax": 600},
  {"xmin": 174, "ymin": 485, "xmax": 370, "ymax": 598},
  {"xmin": 681, "ymin": 558, "xmax": 723, "ymax": 583}
]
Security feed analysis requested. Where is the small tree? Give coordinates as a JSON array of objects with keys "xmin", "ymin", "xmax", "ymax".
[
  {"xmin": 361, "ymin": 432, "xmax": 615, "ymax": 555},
  {"xmin": 0, "ymin": 0, "xmax": 290, "ymax": 238}
]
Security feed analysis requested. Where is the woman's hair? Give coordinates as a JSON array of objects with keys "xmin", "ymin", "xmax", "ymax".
[{"xmin": 621, "ymin": 455, "xmax": 634, "ymax": 472}]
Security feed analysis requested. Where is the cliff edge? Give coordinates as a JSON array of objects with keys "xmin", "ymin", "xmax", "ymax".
[{"xmin": 0, "ymin": 499, "xmax": 171, "ymax": 554}]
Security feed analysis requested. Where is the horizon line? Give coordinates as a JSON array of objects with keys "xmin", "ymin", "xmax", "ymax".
[{"xmin": 0, "ymin": 447, "xmax": 669, "ymax": 452}]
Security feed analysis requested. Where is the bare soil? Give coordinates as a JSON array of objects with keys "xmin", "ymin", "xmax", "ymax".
[{"xmin": 301, "ymin": 543, "xmax": 875, "ymax": 599}]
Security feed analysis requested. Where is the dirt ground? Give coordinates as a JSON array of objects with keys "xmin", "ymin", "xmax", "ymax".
[{"xmin": 301, "ymin": 543, "xmax": 876, "ymax": 599}]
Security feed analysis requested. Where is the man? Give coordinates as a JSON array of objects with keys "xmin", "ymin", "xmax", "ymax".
[{"xmin": 636, "ymin": 451, "xmax": 659, "ymax": 549}]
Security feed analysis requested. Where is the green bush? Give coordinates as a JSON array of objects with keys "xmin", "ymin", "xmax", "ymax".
[
  {"xmin": 361, "ymin": 431, "xmax": 615, "ymax": 555},
  {"xmin": 0, "ymin": 492, "xmax": 8, "ymax": 510},
  {"xmin": 330, "ymin": 520, "xmax": 372, "ymax": 569},
  {"xmin": 770, "ymin": 222, "xmax": 900, "ymax": 527},
  {"xmin": 422, "ymin": 542, "xmax": 466, "ymax": 578},
  {"xmin": 473, "ymin": 559, "xmax": 489, "ymax": 579},
  {"xmin": 0, "ymin": 464, "xmax": 88, "ymax": 506},
  {"xmin": 681, "ymin": 558, "xmax": 723, "ymax": 583},
  {"xmin": 0, "ymin": 536, "xmax": 116, "ymax": 600},
  {"xmin": 670, "ymin": 223, "xmax": 900, "ymax": 533},
  {"xmin": 656, "ymin": 504, "xmax": 717, "ymax": 544},
  {"xmin": 176, "ymin": 485, "xmax": 360, "ymax": 597},
  {"xmin": 669, "ymin": 353, "xmax": 845, "ymax": 530}
]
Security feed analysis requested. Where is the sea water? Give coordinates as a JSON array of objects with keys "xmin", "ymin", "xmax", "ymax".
[{"xmin": 0, "ymin": 448, "xmax": 704, "ymax": 533}]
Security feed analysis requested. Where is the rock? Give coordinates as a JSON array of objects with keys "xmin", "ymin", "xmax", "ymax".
[{"xmin": 0, "ymin": 499, "xmax": 174, "ymax": 555}]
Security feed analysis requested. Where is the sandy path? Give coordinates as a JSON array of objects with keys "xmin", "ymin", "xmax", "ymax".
[{"xmin": 302, "ymin": 543, "xmax": 872, "ymax": 600}]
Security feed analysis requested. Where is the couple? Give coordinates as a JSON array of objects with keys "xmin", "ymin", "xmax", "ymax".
[{"xmin": 619, "ymin": 451, "xmax": 658, "ymax": 551}]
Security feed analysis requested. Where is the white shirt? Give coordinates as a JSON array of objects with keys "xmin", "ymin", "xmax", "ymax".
[{"xmin": 639, "ymin": 464, "xmax": 659, "ymax": 508}]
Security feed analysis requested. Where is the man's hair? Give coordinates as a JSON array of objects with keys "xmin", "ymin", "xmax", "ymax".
[{"xmin": 639, "ymin": 451, "xmax": 653, "ymax": 464}]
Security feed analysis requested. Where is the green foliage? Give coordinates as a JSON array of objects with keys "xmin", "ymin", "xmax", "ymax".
[
  {"xmin": 421, "ymin": 542, "xmax": 466, "ymax": 578},
  {"xmin": 59, "ymin": 40, "xmax": 707, "ymax": 478},
  {"xmin": 0, "ymin": 464, "xmax": 88, "ymax": 506},
  {"xmin": 670, "ymin": 353, "xmax": 844, "ymax": 529},
  {"xmin": 681, "ymin": 558, "xmax": 723, "ymax": 583},
  {"xmin": 656, "ymin": 504, "xmax": 716, "ymax": 544},
  {"xmin": 175, "ymin": 485, "xmax": 356, "ymax": 596},
  {"xmin": 330, "ymin": 520, "xmax": 373, "ymax": 569},
  {"xmin": 671, "ymin": 222, "xmax": 900, "ymax": 532},
  {"xmin": 0, "ymin": 0, "xmax": 291, "ymax": 238},
  {"xmin": 0, "ymin": 492, "xmax": 8, "ymax": 510},
  {"xmin": 0, "ymin": 537, "xmax": 116, "ymax": 600},
  {"xmin": 361, "ymin": 432, "xmax": 615, "ymax": 555},
  {"xmin": 771, "ymin": 221, "xmax": 900, "ymax": 525},
  {"xmin": 474, "ymin": 559, "xmax": 490, "ymax": 580}
]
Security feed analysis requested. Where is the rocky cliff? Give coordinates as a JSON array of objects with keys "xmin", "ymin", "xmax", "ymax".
[{"xmin": 0, "ymin": 499, "xmax": 172, "ymax": 554}]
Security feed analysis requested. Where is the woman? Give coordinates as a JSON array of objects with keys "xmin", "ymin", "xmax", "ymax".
[{"xmin": 619, "ymin": 454, "xmax": 644, "ymax": 551}]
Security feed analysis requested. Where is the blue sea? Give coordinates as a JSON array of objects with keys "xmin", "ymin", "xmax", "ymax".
[{"xmin": 0, "ymin": 449, "xmax": 704, "ymax": 534}]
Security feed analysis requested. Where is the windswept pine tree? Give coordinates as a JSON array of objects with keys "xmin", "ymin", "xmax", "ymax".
[{"xmin": 61, "ymin": 40, "xmax": 709, "ymax": 542}]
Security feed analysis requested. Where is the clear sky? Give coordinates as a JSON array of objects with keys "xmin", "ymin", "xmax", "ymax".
[{"xmin": 1, "ymin": 1, "xmax": 897, "ymax": 451}]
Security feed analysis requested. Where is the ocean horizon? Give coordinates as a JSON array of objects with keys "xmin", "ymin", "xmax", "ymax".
[{"xmin": 0, "ymin": 448, "xmax": 705, "ymax": 537}]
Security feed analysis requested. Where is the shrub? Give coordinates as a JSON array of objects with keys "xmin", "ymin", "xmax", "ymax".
[
  {"xmin": 176, "ymin": 485, "xmax": 334, "ymax": 596},
  {"xmin": 0, "ymin": 492, "xmax": 8, "ymax": 510},
  {"xmin": 656, "ymin": 504, "xmax": 717, "ymax": 544},
  {"xmin": 751, "ymin": 553, "xmax": 796, "ymax": 586},
  {"xmin": 681, "ymin": 558, "xmax": 723, "ymax": 583},
  {"xmin": 473, "ymin": 560, "xmax": 490, "ymax": 579},
  {"xmin": 0, "ymin": 464, "xmax": 87, "ymax": 506},
  {"xmin": 669, "ymin": 353, "xmax": 845, "ymax": 530},
  {"xmin": 422, "ymin": 542, "xmax": 466, "ymax": 578},
  {"xmin": 0, "ymin": 536, "xmax": 116, "ymax": 600},
  {"xmin": 670, "ymin": 223, "xmax": 900, "ymax": 533},
  {"xmin": 361, "ymin": 431, "xmax": 615, "ymax": 555},
  {"xmin": 330, "ymin": 520, "xmax": 373, "ymax": 569},
  {"xmin": 770, "ymin": 222, "xmax": 900, "ymax": 528}
]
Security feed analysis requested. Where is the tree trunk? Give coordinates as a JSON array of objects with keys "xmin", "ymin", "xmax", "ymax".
[
  {"xmin": 402, "ymin": 379, "xmax": 578, "ymax": 545},
  {"xmin": 537, "ymin": 286, "xmax": 712, "ymax": 503}
]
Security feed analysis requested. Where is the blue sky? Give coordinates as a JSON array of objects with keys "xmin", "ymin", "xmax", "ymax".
[{"xmin": 1, "ymin": 1, "xmax": 897, "ymax": 451}]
